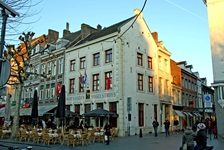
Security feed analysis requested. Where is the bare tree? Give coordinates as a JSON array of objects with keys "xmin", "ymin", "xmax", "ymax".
[
  {"xmin": 1, "ymin": 0, "xmax": 42, "ymax": 44},
  {"xmin": 3, "ymin": 32, "xmax": 48, "ymax": 138}
]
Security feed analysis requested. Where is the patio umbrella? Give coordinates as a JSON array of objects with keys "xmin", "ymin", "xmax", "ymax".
[
  {"xmin": 31, "ymin": 90, "xmax": 38, "ymax": 127},
  {"xmin": 65, "ymin": 109, "xmax": 79, "ymax": 118},
  {"xmin": 54, "ymin": 109, "xmax": 79, "ymax": 118},
  {"xmin": 55, "ymin": 85, "xmax": 65, "ymax": 130},
  {"xmin": 82, "ymin": 107, "xmax": 117, "ymax": 117},
  {"xmin": 82, "ymin": 107, "xmax": 117, "ymax": 128}
]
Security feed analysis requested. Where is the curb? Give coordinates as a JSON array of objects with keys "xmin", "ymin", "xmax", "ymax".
[{"xmin": 0, "ymin": 139, "xmax": 51, "ymax": 148}]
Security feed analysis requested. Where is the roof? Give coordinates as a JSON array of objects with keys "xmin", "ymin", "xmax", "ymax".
[
  {"xmin": 74, "ymin": 16, "xmax": 135, "ymax": 46},
  {"xmin": 63, "ymin": 30, "xmax": 81, "ymax": 42}
]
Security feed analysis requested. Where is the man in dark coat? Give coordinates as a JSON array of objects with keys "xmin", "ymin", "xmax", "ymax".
[
  {"xmin": 194, "ymin": 123, "xmax": 207, "ymax": 150},
  {"xmin": 152, "ymin": 119, "xmax": 159, "ymax": 137},
  {"xmin": 164, "ymin": 118, "xmax": 170, "ymax": 137},
  {"xmin": 104, "ymin": 122, "xmax": 111, "ymax": 145}
]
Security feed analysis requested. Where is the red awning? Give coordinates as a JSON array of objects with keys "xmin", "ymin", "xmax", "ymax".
[
  {"xmin": 23, "ymin": 104, "xmax": 30, "ymax": 108},
  {"xmin": 0, "ymin": 104, "xmax": 6, "ymax": 108}
]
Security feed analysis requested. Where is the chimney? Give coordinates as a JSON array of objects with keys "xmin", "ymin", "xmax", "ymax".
[
  {"xmin": 47, "ymin": 29, "xmax": 59, "ymax": 43},
  {"xmin": 66, "ymin": 22, "xmax": 69, "ymax": 30},
  {"xmin": 63, "ymin": 22, "xmax": 70, "ymax": 38},
  {"xmin": 152, "ymin": 32, "xmax": 158, "ymax": 43},
  {"xmin": 97, "ymin": 24, "xmax": 102, "ymax": 31}
]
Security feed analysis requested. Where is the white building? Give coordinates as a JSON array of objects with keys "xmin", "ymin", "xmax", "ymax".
[
  {"xmin": 64, "ymin": 9, "xmax": 161, "ymax": 136},
  {"xmin": 203, "ymin": 0, "xmax": 224, "ymax": 138}
]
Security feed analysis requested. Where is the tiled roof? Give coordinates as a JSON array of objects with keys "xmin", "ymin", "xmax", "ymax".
[
  {"xmin": 63, "ymin": 30, "xmax": 81, "ymax": 42},
  {"xmin": 73, "ymin": 16, "xmax": 135, "ymax": 47}
]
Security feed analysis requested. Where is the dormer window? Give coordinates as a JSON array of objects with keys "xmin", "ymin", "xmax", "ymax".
[{"xmin": 56, "ymin": 41, "xmax": 62, "ymax": 49}]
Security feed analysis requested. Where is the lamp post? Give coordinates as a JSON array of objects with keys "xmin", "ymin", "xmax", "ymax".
[{"xmin": 0, "ymin": 1, "xmax": 19, "ymax": 84}]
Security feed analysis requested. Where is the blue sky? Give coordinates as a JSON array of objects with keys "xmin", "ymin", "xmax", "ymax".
[{"xmin": 6, "ymin": 0, "xmax": 213, "ymax": 85}]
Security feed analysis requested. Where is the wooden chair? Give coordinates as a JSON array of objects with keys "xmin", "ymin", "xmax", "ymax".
[
  {"xmin": 114, "ymin": 128, "xmax": 119, "ymax": 137},
  {"xmin": 42, "ymin": 133, "xmax": 53, "ymax": 145},
  {"xmin": 0, "ymin": 129, "xmax": 4, "ymax": 139},
  {"xmin": 67, "ymin": 134, "xmax": 76, "ymax": 147},
  {"xmin": 14, "ymin": 130, "xmax": 21, "ymax": 140},
  {"xmin": 59, "ymin": 133, "xmax": 67, "ymax": 145},
  {"xmin": 109, "ymin": 130, "xmax": 116, "ymax": 141},
  {"xmin": 19, "ymin": 130, "xmax": 27, "ymax": 141},
  {"xmin": 31, "ymin": 130, "xmax": 40, "ymax": 143},
  {"xmin": 81, "ymin": 132, "xmax": 91, "ymax": 146}
]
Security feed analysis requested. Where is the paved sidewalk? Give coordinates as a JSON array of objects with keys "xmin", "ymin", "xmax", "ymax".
[{"xmin": 0, "ymin": 133, "xmax": 223, "ymax": 150}]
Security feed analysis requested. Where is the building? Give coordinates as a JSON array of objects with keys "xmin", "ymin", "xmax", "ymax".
[
  {"xmin": 203, "ymin": 0, "xmax": 224, "ymax": 138},
  {"xmin": 64, "ymin": 9, "xmax": 161, "ymax": 136}
]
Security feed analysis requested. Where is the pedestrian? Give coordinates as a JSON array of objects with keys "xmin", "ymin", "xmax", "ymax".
[
  {"xmin": 152, "ymin": 119, "xmax": 159, "ymax": 137},
  {"xmin": 46, "ymin": 118, "xmax": 53, "ymax": 128},
  {"xmin": 42, "ymin": 119, "xmax": 46, "ymax": 129},
  {"xmin": 104, "ymin": 122, "xmax": 111, "ymax": 145},
  {"xmin": 194, "ymin": 123, "xmax": 207, "ymax": 150},
  {"xmin": 164, "ymin": 118, "xmax": 170, "ymax": 137},
  {"xmin": 173, "ymin": 117, "xmax": 179, "ymax": 134},
  {"xmin": 182, "ymin": 119, "xmax": 187, "ymax": 131},
  {"xmin": 213, "ymin": 125, "xmax": 217, "ymax": 139},
  {"xmin": 182, "ymin": 126, "xmax": 196, "ymax": 150},
  {"xmin": 163, "ymin": 118, "xmax": 170, "ymax": 137}
]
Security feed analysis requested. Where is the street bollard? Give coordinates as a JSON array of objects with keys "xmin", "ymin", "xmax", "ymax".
[{"xmin": 139, "ymin": 128, "xmax": 143, "ymax": 138}]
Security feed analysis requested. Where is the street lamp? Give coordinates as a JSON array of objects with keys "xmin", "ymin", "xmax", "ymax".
[{"xmin": 0, "ymin": 1, "xmax": 19, "ymax": 86}]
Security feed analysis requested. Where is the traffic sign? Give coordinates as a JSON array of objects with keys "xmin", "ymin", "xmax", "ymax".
[{"xmin": 0, "ymin": 59, "xmax": 10, "ymax": 87}]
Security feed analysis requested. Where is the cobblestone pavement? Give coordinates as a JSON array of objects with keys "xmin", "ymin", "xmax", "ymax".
[{"xmin": 0, "ymin": 133, "xmax": 223, "ymax": 150}]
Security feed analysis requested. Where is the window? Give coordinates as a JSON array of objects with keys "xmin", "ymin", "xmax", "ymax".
[
  {"xmin": 164, "ymin": 59, "xmax": 168, "ymax": 72},
  {"xmin": 50, "ymin": 87, "xmax": 55, "ymax": 98},
  {"xmin": 148, "ymin": 56, "xmax": 152, "ymax": 69},
  {"xmin": 84, "ymin": 104, "xmax": 91, "ymax": 125},
  {"xmin": 46, "ymin": 89, "xmax": 50, "ymax": 99},
  {"xmin": 47, "ymin": 62, "xmax": 52, "ymax": 75},
  {"xmin": 165, "ymin": 80, "xmax": 169, "ymax": 95},
  {"xmin": 137, "ymin": 53, "xmax": 143, "ymax": 66},
  {"xmin": 93, "ymin": 52, "xmax": 100, "ymax": 66},
  {"xmin": 97, "ymin": 103, "xmax": 103, "ymax": 109},
  {"xmin": 59, "ymin": 58, "xmax": 64, "ymax": 74},
  {"xmin": 105, "ymin": 49, "xmax": 112, "ymax": 63},
  {"xmin": 74, "ymin": 105, "xmax": 80, "ymax": 114},
  {"xmin": 93, "ymin": 74, "xmax": 100, "ymax": 91},
  {"xmin": 40, "ymin": 90, "xmax": 44, "ymax": 100},
  {"xmin": 70, "ymin": 59, "xmax": 76, "ymax": 71},
  {"xmin": 105, "ymin": 71, "xmax": 112, "ymax": 90},
  {"xmin": 154, "ymin": 104, "xmax": 158, "ymax": 121},
  {"xmin": 109, "ymin": 102, "xmax": 117, "ymax": 127},
  {"xmin": 80, "ymin": 57, "xmax": 86, "ymax": 69},
  {"xmin": 52, "ymin": 60, "xmax": 56, "ymax": 76},
  {"xmin": 159, "ymin": 77, "xmax": 163, "ymax": 94},
  {"xmin": 96, "ymin": 103, "xmax": 104, "ymax": 127},
  {"xmin": 69, "ymin": 78, "xmax": 75, "ymax": 94},
  {"xmin": 148, "ymin": 76, "xmax": 153, "ymax": 92},
  {"xmin": 41, "ymin": 64, "xmax": 46, "ymax": 74},
  {"xmin": 138, "ymin": 103, "xmax": 144, "ymax": 126},
  {"xmin": 158, "ymin": 56, "xmax": 162, "ymax": 70},
  {"xmin": 137, "ymin": 73, "xmax": 143, "ymax": 91}
]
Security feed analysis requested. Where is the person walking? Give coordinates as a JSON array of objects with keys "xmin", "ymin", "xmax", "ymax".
[
  {"xmin": 194, "ymin": 123, "xmax": 207, "ymax": 150},
  {"xmin": 173, "ymin": 117, "xmax": 179, "ymax": 134},
  {"xmin": 104, "ymin": 122, "xmax": 112, "ymax": 145},
  {"xmin": 182, "ymin": 126, "xmax": 196, "ymax": 150},
  {"xmin": 164, "ymin": 118, "xmax": 170, "ymax": 137},
  {"xmin": 152, "ymin": 119, "xmax": 159, "ymax": 137},
  {"xmin": 213, "ymin": 125, "xmax": 217, "ymax": 139}
]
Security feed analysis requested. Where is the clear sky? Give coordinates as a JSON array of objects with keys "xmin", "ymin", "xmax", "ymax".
[{"xmin": 5, "ymin": 0, "xmax": 213, "ymax": 86}]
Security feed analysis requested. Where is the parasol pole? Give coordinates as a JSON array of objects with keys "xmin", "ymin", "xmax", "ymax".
[{"xmin": 99, "ymin": 117, "xmax": 100, "ymax": 129}]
